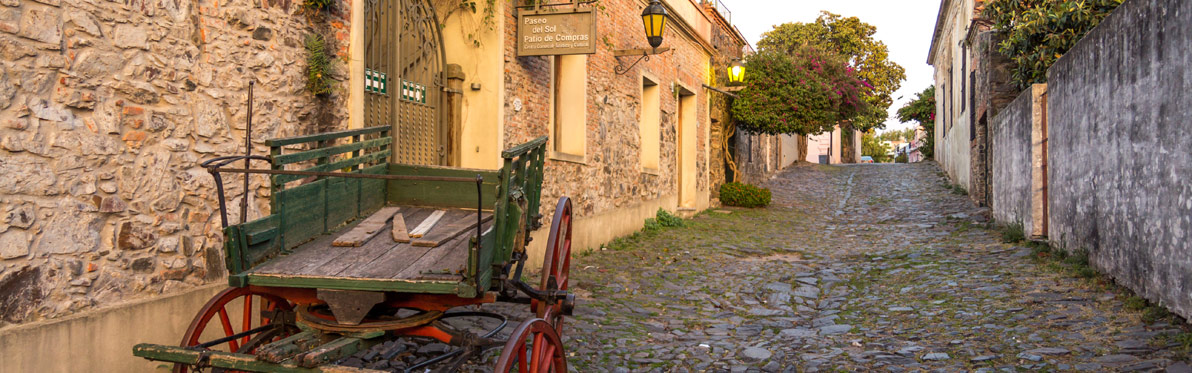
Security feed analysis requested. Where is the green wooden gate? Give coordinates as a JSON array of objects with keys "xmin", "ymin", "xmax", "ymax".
[{"xmin": 364, "ymin": 0, "xmax": 447, "ymax": 166}]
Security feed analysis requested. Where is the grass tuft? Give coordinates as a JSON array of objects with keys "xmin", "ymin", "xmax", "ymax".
[{"xmin": 1000, "ymin": 223, "xmax": 1026, "ymax": 243}]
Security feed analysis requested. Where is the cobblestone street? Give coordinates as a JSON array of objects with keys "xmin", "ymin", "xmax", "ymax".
[{"xmin": 560, "ymin": 162, "xmax": 1191, "ymax": 372}]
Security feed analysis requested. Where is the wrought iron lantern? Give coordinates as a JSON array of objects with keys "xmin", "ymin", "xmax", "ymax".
[
  {"xmin": 727, "ymin": 59, "xmax": 745, "ymax": 85},
  {"xmin": 641, "ymin": 0, "xmax": 668, "ymax": 49}
]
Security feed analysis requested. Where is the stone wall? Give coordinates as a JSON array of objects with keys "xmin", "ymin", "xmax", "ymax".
[
  {"xmin": 989, "ymin": 86, "xmax": 1033, "ymax": 235},
  {"xmin": 733, "ymin": 131, "xmax": 781, "ymax": 185},
  {"xmin": 0, "ymin": 0, "xmax": 351, "ymax": 327},
  {"xmin": 1047, "ymin": 0, "xmax": 1192, "ymax": 319},
  {"xmin": 968, "ymin": 30, "xmax": 1018, "ymax": 207},
  {"xmin": 500, "ymin": 0, "xmax": 718, "ymax": 221}
]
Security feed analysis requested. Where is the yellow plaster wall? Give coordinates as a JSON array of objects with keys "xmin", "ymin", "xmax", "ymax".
[
  {"xmin": 640, "ymin": 79, "xmax": 661, "ymax": 169},
  {"xmin": 678, "ymin": 90, "xmax": 698, "ymax": 208},
  {"xmin": 551, "ymin": 55, "xmax": 588, "ymax": 157},
  {"xmin": 441, "ymin": 3, "xmax": 505, "ymax": 170}
]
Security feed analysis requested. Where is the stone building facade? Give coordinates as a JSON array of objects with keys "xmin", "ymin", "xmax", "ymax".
[
  {"xmin": 0, "ymin": 0, "xmax": 753, "ymax": 368},
  {"xmin": 0, "ymin": 0, "xmax": 353, "ymax": 327}
]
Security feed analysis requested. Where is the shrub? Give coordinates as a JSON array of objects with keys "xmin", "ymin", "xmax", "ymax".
[
  {"xmin": 719, "ymin": 182, "xmax": 772, "ymax": 208},
  {"xmin": 982, "ymin": 0, "xmax": 1123, "ymax": 87},
  {"xmin": 643, "ymin": 208, "xmax": 684, "ymax": 232}
]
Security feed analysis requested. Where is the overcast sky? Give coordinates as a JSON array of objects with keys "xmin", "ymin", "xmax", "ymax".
[{"xmin": 726, "ymin": 0, "xmax": 941, "ymax": 133}]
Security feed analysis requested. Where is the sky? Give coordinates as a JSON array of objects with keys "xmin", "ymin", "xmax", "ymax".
[{"xmin": 725, "ymin": 0, "xmax": 941, "ymax": 133}]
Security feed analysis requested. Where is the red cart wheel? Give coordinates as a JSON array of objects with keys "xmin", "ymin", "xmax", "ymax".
[
  {"xmin": 174, "ymin": 287, "xmax": 294, "ymax": 373},
  {"xmin": 493, "ymin": 318, "xmax": 567, "ymax": 373},
  {"xmin": 533, "ymin": 197, "xmax": 572, "ymax": 333}
]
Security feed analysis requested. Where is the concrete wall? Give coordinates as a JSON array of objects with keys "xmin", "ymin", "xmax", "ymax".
[
  {"xmin": 990, "ymin": 85, "xmax": 1042, "ymax": 237},
  {"xmin": 939, "ymin": 109, "xmax": 971, "ymax": 189},
  {"xmin": 1047, "ymin": 0, "xmax": 1192, "ymax": 318},
  {"xmin": 0, "ymin": 284, "xmax": 223, "ymax": 372},
  {"xmin": 780, "ymin": 134, "xmax": 798, "ymax": 168}
]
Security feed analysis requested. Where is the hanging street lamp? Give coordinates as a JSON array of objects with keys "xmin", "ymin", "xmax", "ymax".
[
  {"xmin": 727, "ymin": 59, "xmax": 745, "ymax": 85},
  {"xmin": 614, "ymin": 0, "xmax": 671, "ymax": 75},
  {"xmin": 641, "ymin": 0, "xmax": 668, "ymax": 49}
]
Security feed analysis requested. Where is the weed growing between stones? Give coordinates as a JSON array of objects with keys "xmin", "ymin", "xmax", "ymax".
[
  {"xmin": 1000, "ymin": 222, "xmax": 1025, "ymax": 243},
  {"xmin": 304, "ymin": 34, "xmax": 335, "ymax": 97},
  {"xmin": 644, "ymin": 208, "xmax": 685, "ymax": 232}
]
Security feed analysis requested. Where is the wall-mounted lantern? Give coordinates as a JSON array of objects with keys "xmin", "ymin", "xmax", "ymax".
[
  {"xmin": 727, "ymin": 59, "xmax": 745, "ymax": 85},
  {"xmin": 614, "ymin": 0, "xmax": 671, "ymax": 75},
  {"xmin": 641, "ymin": 0, "xmax": 668, "ymax": 49}
]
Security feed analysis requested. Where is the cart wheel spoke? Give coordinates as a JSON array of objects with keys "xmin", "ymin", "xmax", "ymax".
[
  {"xmin": 174, "ymin": 287, "xmax": 294, "ymax": 373},
  {"xmin": 494, "ymin": 319, "xmax": 566, "ymax": 373},
  {"xmin": 536, "ymin": 197, "xmax": 574, "ymax": 336},
  {"xmin": 216, "ymin": 307, "xmax": 240, "ymax": 352}
]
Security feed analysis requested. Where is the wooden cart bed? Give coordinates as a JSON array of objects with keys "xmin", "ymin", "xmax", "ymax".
[{"xmin": 248, "ymin": 206, "xmax": 492, "ymax": 284}]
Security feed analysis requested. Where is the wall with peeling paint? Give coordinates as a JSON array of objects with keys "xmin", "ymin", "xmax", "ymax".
[{"xmin": 1047, "ymin": 0, "xmax": 1192, "ymax": 319}]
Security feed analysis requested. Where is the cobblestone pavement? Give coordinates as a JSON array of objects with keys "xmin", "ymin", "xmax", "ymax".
[{"xmin": 556, "ymin": 162, "xmax": 1192, "ymax": 372}]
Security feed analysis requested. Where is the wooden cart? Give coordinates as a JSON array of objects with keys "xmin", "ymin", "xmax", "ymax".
[{"xmin": 133, "ymin": 127, "xmax": 574, "ymax": 372}]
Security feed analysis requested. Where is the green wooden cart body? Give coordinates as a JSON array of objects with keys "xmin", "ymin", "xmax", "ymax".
[{"xmin": 222, "ymin": 126, "xmax": 547, "ymax": 298}]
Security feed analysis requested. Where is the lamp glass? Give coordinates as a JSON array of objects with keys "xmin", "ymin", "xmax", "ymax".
[
  {"xmin": 641, "ymin": 1, "xmax": 667, "ymax": 48},
  {"xmin": 728, "ymin": 63, "xmax": 745, "ymax": 84}
]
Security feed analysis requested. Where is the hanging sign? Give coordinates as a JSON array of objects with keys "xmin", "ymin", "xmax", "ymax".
[{"xmin": 516, "ymin": 8, "xmax": 597, "ymax": 57}]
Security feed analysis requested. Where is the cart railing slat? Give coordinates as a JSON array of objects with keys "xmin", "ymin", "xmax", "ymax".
[{"xmin": 264, "ymin": 125, "xmax": 391, "ymax": 147}]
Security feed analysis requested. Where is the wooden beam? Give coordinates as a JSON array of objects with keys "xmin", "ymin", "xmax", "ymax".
[{"xmin": 612, "ymin": 47, "xmax": 671, "ymax": 57}]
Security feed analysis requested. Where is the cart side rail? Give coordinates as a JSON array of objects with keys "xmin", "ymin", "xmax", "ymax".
[
  {"xmin": 490, "ymin": 136, "xmax": 549, "ymax": 277},
  {"xmin": 223, "ymin": 126, "xmax": 394, "ymax": 276}
]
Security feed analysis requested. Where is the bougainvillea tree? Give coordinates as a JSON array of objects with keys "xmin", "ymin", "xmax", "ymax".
[{"xmin": 731, "ymin": 47, "xmax": 871, "ymax": 139}]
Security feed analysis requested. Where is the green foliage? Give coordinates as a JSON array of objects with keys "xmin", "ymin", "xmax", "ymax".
[
  {"xmin": 878, "ymin": 128, "xmax": 915, "ymax": 142},
  {"xmin": 1001, "ymin": 222, "xmax": 1026, "ymax": 243},
  {"xmin": 1124, "ymin": 296, "xmax": 1148, "ymax": 311},
  {"xmin": 1142, "ymin": 305, "xmax": 1173, "ymax": 323},
  {"xmin": 643, "ymin": 208, "xmax": 684, "ymax": 232},
  {"xmin": 719, "ymin": 182, "xmax": 772, "ymax": 208},
  {"xmin": 304, "ymin": 34, "xmax": 335, "ymax": 97},
  {"xmin": 894, "ymin": 153, "xmax": 908, "ymax": 163},
  {"xmin": 731, "ymin": 48, "xmax": 869, "ymax": 136},
  {"xmin": 982, "ymin": 0, "xmax": 1123, "ymax": 87},
  {"xmin": 302, "ymin": 0, "xmax": 334, "ymax": 13},
  {"xmin": 757, "ymin": 12, "xmax": 906, "ymax": 132},
  {"xmin": 897, "ymin": 86, "xmax": 935, "ymax": 159},
  {"xmin": 861, "ymin": 131, "xmax": 890, "ymax": 163}
]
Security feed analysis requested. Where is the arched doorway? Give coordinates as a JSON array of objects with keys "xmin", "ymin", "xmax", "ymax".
[{"xmin": 363, "ymin": 0, "xmax": 447, "ymax": 166}]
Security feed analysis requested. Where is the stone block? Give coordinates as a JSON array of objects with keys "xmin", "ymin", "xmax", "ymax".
[
  {"xmin": 64, "ymin": 9, "xmax": 101, "ymax": 37},
  {"xmin": 0, "ymin": 6, "xmax": 18, "ymax": 34},
  {"xmin": 252, "ymin": 26, "xmax": 271, "ymax": 41},
  {"xmin": 71, "ymin": 49, "xmax": 123, "ymax": 79},
  {"xmin": 98, "ymin": 196, "xmax": 127, "ymax": 213},
  {"xmin": 35, "ymin": 211, "xmax": 100, "ymax": 254},
  {"xmin": 0, "ymin": 64, "xmax": 14, "ymax": 110},
  {"xmin": 18, "ymin": 7, "xmax": 61, "ymax": 46},
  {"xmin": 52, "ymin": 86, "xmax": 95, "ymax": 109},
  {"xmin": 120, "ymin": 130, "xmax": 147, "ymax": 148},
  {"xmin": 112, "ymin": 23, "xmax": 147, "ymax": 49},
  {"xmin": 0, "ymin": 230, "xmax": 31, "ymax": 259},
  {"xmin": 113, "ymin": 81, "xmax": 159, "ymax": 104},
  {"xmin": 5, "ymin": 205, "xmax": 35, "ymax": 229},
  {"xmin": 117, "ymin": 221, "xmax": 156, "ymax": 250}
]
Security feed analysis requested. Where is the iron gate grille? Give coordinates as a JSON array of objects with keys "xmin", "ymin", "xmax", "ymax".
[{"xmin": 364, "ymin": 0, "xmax": 446, "ymax": 166}]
